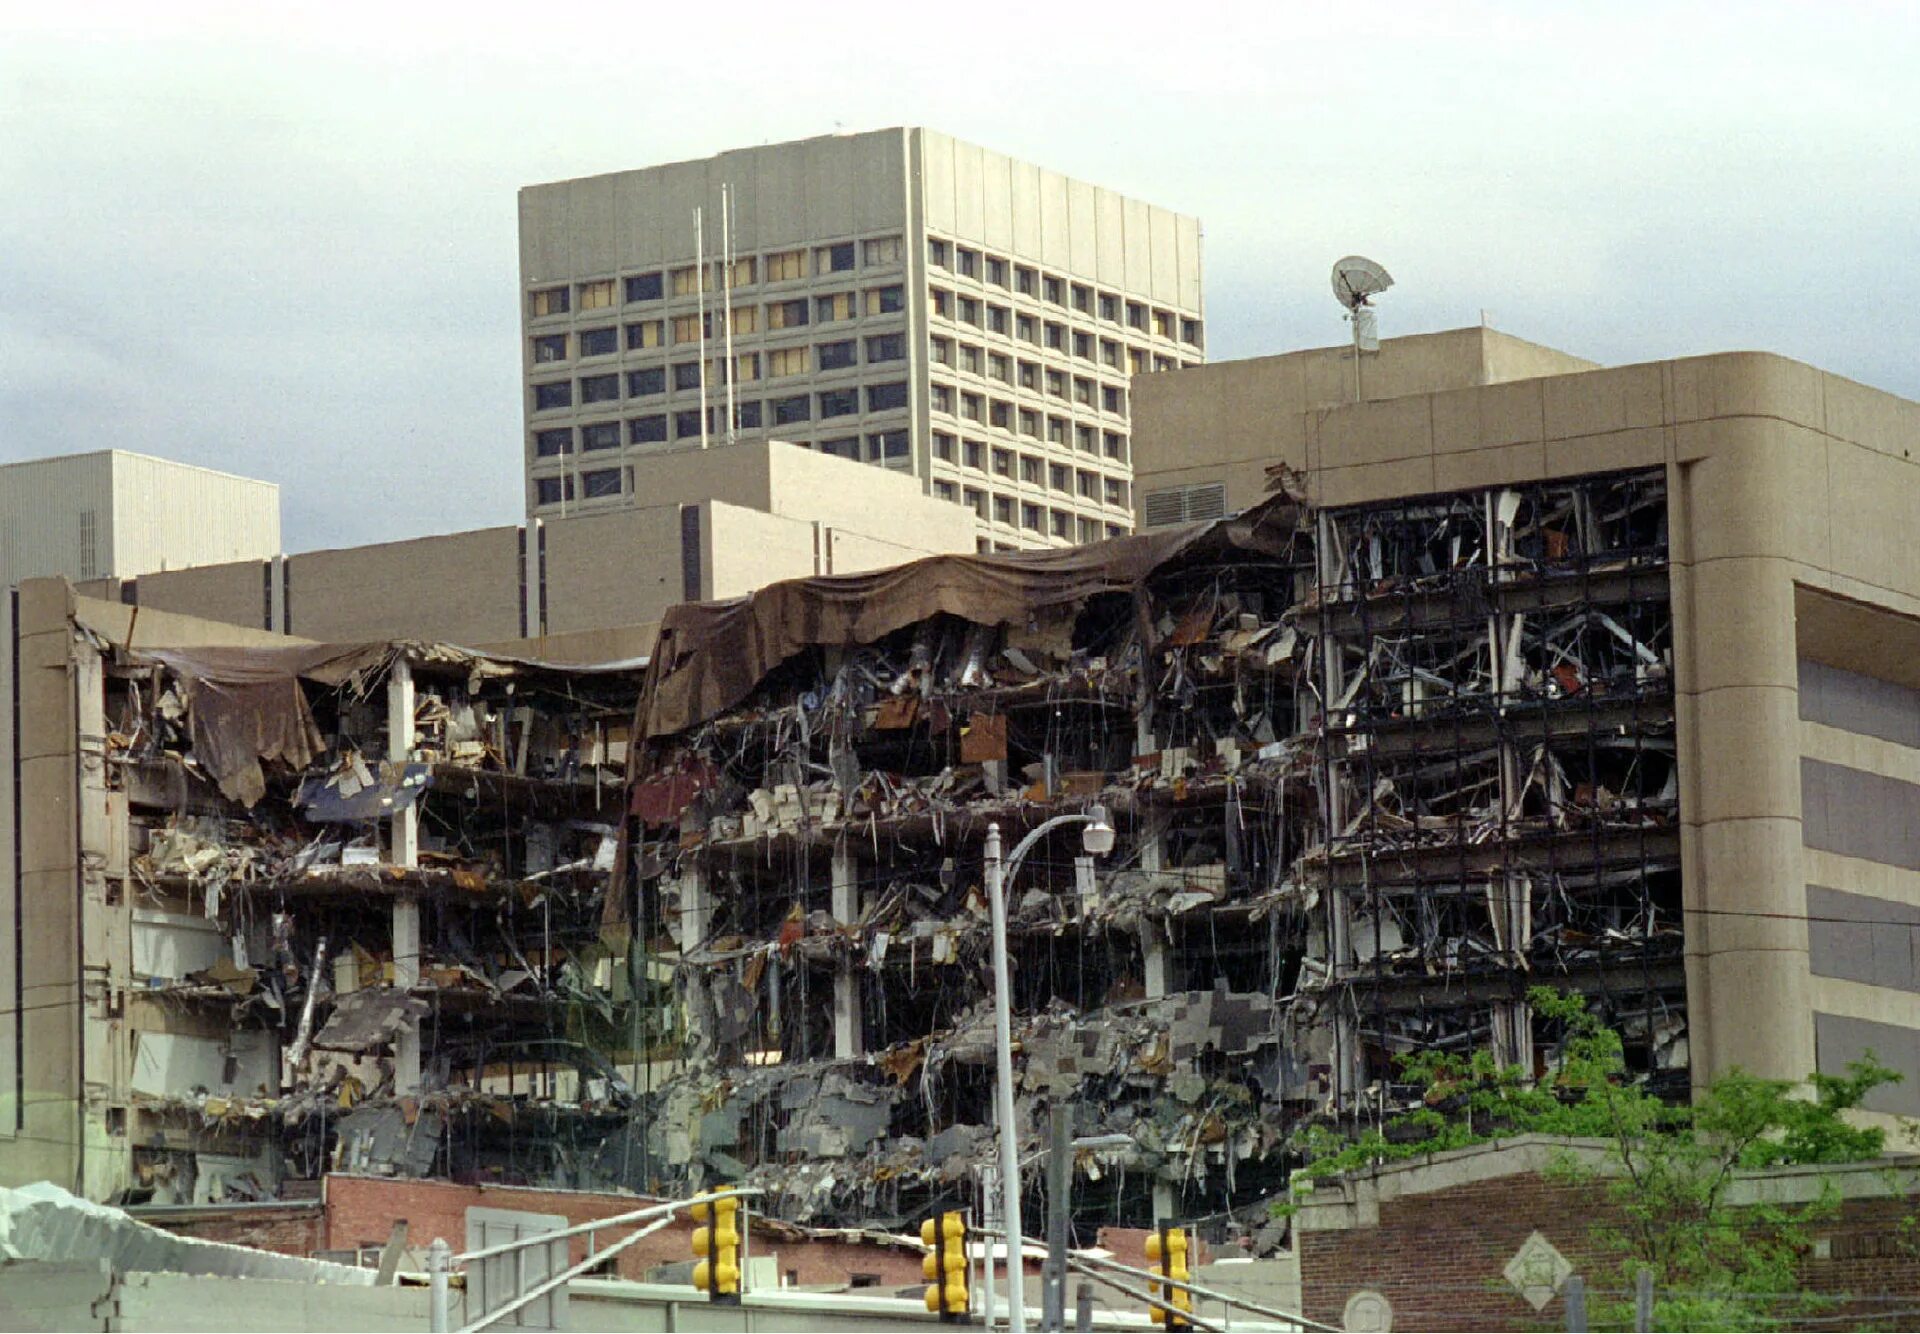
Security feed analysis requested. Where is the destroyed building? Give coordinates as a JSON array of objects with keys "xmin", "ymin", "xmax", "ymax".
[{"xmin": 615, "ymin": 463, "xmax": 1681, "ymax": 1230}]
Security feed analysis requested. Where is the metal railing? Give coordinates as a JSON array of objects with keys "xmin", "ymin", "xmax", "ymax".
[{"xmin": 427, "ymin": 1187, "xmax": 762, "ymax": 1332}]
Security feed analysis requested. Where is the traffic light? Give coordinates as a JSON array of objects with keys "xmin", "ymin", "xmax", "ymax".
[
  {"xmin": 920, "ymin": 1209, "xmax": 970, "ymax": 1323},
  {"xmin": 1145, "ymin": 1224, "xmax": 1192, "ymax": 1330},
  {"xmin": 689, "ymin": 1191, "xmax": 741, "ymax": 1304}
]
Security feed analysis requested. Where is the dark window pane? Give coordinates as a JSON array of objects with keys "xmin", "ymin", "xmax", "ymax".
[
  {"xmin": 627, "ymin": 367, "xmax": 665, "ymax": 397},
  {"xmin": 533, "ymin": 381, "xmax": 571, "ymax": 410},
  {"xmin": 625, "ymin": 272, "xmax": 663, "ymax": 302},
  {"xmin": 867, "ymin": 381, "xmax": 909, "ymax": 412},
  {"xmin": 582, "ymin": 468, "xmax": 621, "ymax": 498}
]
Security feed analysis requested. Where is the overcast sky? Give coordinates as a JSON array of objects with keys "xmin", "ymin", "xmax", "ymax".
[{"xmin": 4, "ymin": 3, "xmax": 1917, "ymax": 551}]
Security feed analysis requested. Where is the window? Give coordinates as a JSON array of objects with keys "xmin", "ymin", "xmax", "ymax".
[
  {"xmin": 961, "ymin": 344, "xmax": 985, "ymax": 376},
  {"xmin": 863, "ymin": 235, "xmax": 902, "ymax": 266},
  {"xmin": 1045, "ymin": 369, "xmax": 1066, "ymax": 398},
  {"xmin": 817, "ymin": 339, "xmax": 858, "ymax": 371},
  {"xmin": 957, "ymin": 296, "xmax": 980, "ymax": 326},
  {"xmin": 728, "ymin": 305, "xmax": 758, "ymax": 334},
  {"xmin": 993, "ymin": 495, "xmax": 1014, "ymax": 524},
  {"xmin": 963, "ymin": 439, "xmax": 985, "ymax": 469},
  {"xmin": 934, "ymin": 479, "xmax": 958, "ymax": 501},
  {"xmin": 1098, "ymin": 292, "xmax": 1119, "ymax": 322},
  {"xmin": 1018, "ymin": 408, "xmax": 1041, "ymax": 438},
  {"xmin": 930, "ymin": 336, "xmax": 953, "ymax": 366},
  {"xmin": 767, "ymin": 299, "xmax": 809, "ymax": 329},
  {"xmin": 629, "ymin": 414, "xmax": 667, "ymax": 443},
  {"xmin": 1099, "ymin": 338, "xmax": 1121, "ymax": 369},
  {"xmin": 534, "ymin": 427, "xmax": 571, "ymax": 457},
  {"xmin": 931, "ymin": 288, "xmax": 952, "ymax": 319},
  {"xmin": 1129, "ymin": 347, "xmax": 1149, "ymax": 375},
  {"xmin": 673, "ymin": 361, "xmax": 702, "ymax": 390},
  {"xmin": 1153, "ymin": 309, "xmax": 1174, "ymax": 339},
  {"xmin": 767, "ymin": 346, "xmax": 807, "ymax": 378},
  {"xmin": 1126, "ymin": 300, "xmax": 1147, "ymax": 331},
  {"xmin": 991, "ymin": 447, "xmax": 1013, "ymax": 477},
  {"xmin": 1043, "ymin": 321, "xmax": 1065, "ymax": 351},
  {"xmin": 582, "ymin": 467, "xmax": 621, "ymax": 498},
  {"xmin": 1103, "ymin": 385, "xmax": 1126, "ymax": 414},
  {"xmin": 1154, "ymin": 355, "xmax": 1177, "ymax": 373},
  {"xmin": 928, "ymin": 238, "xmax": 950, "ymax": 268},
  {"xmin": 765, "ymin": 249, "xmax": 807, "ymax": 282},
  {"xmin": 986, "ymin": 351, "xmax": 1009, "ymax": 383},
  {"xmin": 1104, "ymin": 477, "xmax": 1128, "ymax": 508},
  {"xmin": 1071, "ymin": 283, "xmax": 1092, "ymax": 314},
  {"xmin": 932, "ymin": 431, "xmax": 956, "ymax": 461},
  {"xmin": 816, "ymin": 242, "xmax": 855, "ymax": 273},
  {"xmin": 867, "ymin": 332, "xmax": 905, "ymax": 362},
  {"xmin": 1078, "ymin": 517, "xmax": 1100, "ymax": 542},
  {"xmin": 627, "ymin": 320, "xmax": 664, "ymax": 349},
  {"xmin": 1016, "ymin": 360, "xmax": 1038, "ymax": 391},
  {"xmin": 625, "ymin": 272, "xmax": 663, "ymax": 303},
  {"xmin": 817, "ymin": 292, "xmax": 857, "ymax": 323},
  {"xmin": 963, "ymin": 485, "xmax": 986, "ymax": 516},
  {"xmin": 1015, "ymin": 314, "xmax": 1037, "ymax": 343},
  {"xmin": 674, "ymin": 409, "xmax": 704, "ymax": 439},
  {"xmin": 931, "ymin": 383, "xmax": 955, "ymax": 414},
  {"xmin": 1019, "ymin": 454, "xmax": 1041, "ymax": 484},
  {"xmin": 535, "ymin": 476, "xmax": 572, "ymax": 505},
  {"xmin": 1077, "ymin": 469, "xmax": 1097, "ymax": 497},
  {"xmin": 1050, "ymin": 509, "xmax": 1071, "ymax": 538},
  {"xmin": 1181, "ymin": 317, "xmax": 1202, "ymax": 347},
  {"xmin": 532, "ymin": 333, "xmax": 567, "ymax": 364},
  {"xmin": 1072, "ymin": 332, "xmax": 1093, "ymax": 361},
  {"xmin": 721, "ymin": 257, "xmax": 756, "ymax": 288},
  {"xmin": 670, "ymin": 266, "xmax": 705, "ymax": 297},
  {"xmin": 1044, "ymin": 276, "xmax": 1065, "ymax": 305},
  {"xmin": 530, "ymin": 285, "xmax": 569, "ymax": 316},
  {"xmin": 986, "ymin": 305, "xmax": 1010, "ymax": 335},
  {"xmin": 961, "ymin": 392, "xmax": 984, "ymax": 423},
  {"xmin": 533, "ymin": 381, "xmax": 571, "ymax": 410},
  {"xmin": 1104, "ymin": 431, "xmax": 1125, "ymax": 460},
  {"xmin": 955, "ymin": 247, "xmax": 979, "ymax": 278},
  {"xmin": 867, "ymin": 429, "xmax": 909, "ymax": 462},
  {"xmin": 771, "ymin": 394, "xmax": 810, "ymax": 425},
  {"xmin": 866, "ymin": 285, "xmax": 904, "ymax": 315},
  {"xmin": 1075, "ymin": 424, "xmax": 1097, "ymax": 452},
  {"xmin": 672, "ymin": 314, "xmax": 706, "ymax": 344},
  {"xmin": 1014, "ymin": 266, "xmax": 1037, "ymax": 296},
  {"xmin": 582, "ymin": 422, "xmax": 620, "ymax": 451},
  {"xmin": 1049, "ymin": 463, "xmax": 1070, "ymax": 491},
  {"xmin": 579, "ymin": 279, "xmax": 615, "ymax": 309},
  {"xmin": 735, "ymin": 400, "xmax": 763, "ymax": 429},
  {"xmin": 867, "ymin": 381, "xmax": 909, "ymax": 411},
  {"xmin": 819, "ymin": 388, "xmax": 858, "ymax": 418},
  {"xmin": 734, "ymin": 352, "xmax": 761, "ymax": 383},
  {"xmin": 989, "ymin": 399, "xmax": 1012, "ymax": 429},
  {"xmin": 1021, "ymin": 502, "xmax": 1042, "ymax": 531},
  {"xmin": 985, "ymin": 256, "xmax": 1008, "ymax": 287},
  {"xmin": 1047, "ymin": 416, "xmax": 1068, "ymax": 445},
  {"xmin": 1073, "ymin": 376, "xmax": 1094, "ymax": 405}
]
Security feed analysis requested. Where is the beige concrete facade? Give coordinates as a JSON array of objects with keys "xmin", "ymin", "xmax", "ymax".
[
  {"xmin": 0, "ymin": 450, "xmax": 280, "ymax": 589},
  {"xmin": 518, "ymin": 128, "xmax": 1203, "ymax": 551},
  {"xmin": 1135, "ymin": 334, "xmax": 1920, "ymax": 1114},
  {"xmin": 84, "ymin": 438, "xmax": 974, "ymax": 662}
]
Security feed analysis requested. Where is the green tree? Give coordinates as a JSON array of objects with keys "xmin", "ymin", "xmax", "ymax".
[{"xmin": 1280, "ymin": 988, "xmax": 1900, "ymax": 1331}]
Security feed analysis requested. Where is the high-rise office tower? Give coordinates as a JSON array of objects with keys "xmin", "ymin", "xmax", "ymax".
[{"xmin": 518, "ymin": 128, "xmax": 1204, "ymax": 550}]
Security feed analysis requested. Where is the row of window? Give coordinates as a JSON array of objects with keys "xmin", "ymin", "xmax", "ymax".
[
  {"xmin": 933, "ymin": 481, "xmax": 1128, "ymax": 540},
  {"xmin": 931, "ymin": 330, "xmax": 1186, "ymax": 381},
  {"xmin": 533, "ymin": 334, "xmax": 909, "ymax": 408},
  {"xmin": 926, "ymin": 237, "xmax": 1201, "ymax": 347},
  {"xmin": 533, "ymin": 382, "xmax": 911, "ymax": 451},
  {"xmin": 528, "ymin": 237, "xmax": 905, "ymax": 318},
  {"xmin": 533, "ymin": 467, "xmax": 626, "ymax": 505},
  {"xmin": 532, "ymin": 286, "xmax": 908, "ymax": 365},
  {"xmin": 926, "ymin": 292, "xmax": 1192, "ymax": 377},
  {"xmin": 930, "ymin": 380, "xmax": 1126, "ymax": 429},
  {"xmin": 928, "ymin": 430, "xmax": 1128, "ymax": 503}
]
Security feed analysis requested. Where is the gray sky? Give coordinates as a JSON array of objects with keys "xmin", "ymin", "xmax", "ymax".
[{"xmin": 5, "ymin": 2, "xmax": 1917, "ymax": 551}]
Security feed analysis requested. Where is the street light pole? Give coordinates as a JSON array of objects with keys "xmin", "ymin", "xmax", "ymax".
[{"xmin": 982, "ymin": 806, "xmax": 1113, "ymax": 1334}]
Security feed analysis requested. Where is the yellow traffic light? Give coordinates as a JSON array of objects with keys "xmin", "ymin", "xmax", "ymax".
[
  {"xmin": 920, "ymin": 1209, "xmax": 971, "ymax": 1323},
  {"xmin": 689, "ymin": 1190, "xmax": 742, "ymax": 1305},
  {"xmin": 1146, "ymin": 1226, "xmax": 1193, "ymax": 1330}
]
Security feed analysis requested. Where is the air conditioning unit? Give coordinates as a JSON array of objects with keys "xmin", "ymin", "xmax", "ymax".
[{"xmin": 1141, "ymin": 481, "xmax": 1227, "ymax": 529}]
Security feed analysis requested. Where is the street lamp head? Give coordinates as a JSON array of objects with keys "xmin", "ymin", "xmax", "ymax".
[{"xmin": 1081, "ymin": 805, "xmax": 1115, "ymax": 857}]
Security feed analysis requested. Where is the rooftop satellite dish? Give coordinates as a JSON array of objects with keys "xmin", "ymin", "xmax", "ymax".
[{"xmin": 1331, "ymin": 255, "xmax": 1394, "ymax": 352}]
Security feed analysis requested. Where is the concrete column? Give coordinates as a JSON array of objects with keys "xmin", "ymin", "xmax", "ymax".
[
  {"xmin": 1138, "ymin": 810, "xmax": 1171, "ymax": 997},
  {"xmin": 831, "ymin": 846, "xmax": 862, "ymax": 1059},
  {"xmin": 387, "ymin": 658, "xmax": 421, "ymax": 1094}
]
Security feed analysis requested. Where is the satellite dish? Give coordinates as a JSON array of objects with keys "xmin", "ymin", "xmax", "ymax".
[{"xmin": 1331, "ymin": 256, "xmax": 1393, "ymax": 351}]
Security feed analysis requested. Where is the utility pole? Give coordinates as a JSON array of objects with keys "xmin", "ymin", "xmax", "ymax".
[{"xmin": 1042, "ymin": 1103, "xmax": 1071, "ymax": 1329}]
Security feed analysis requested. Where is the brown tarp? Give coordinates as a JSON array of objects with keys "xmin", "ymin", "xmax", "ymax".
[{"xmin": 633, "ymin": 495, "xmax": 1306, "ymax": 740}]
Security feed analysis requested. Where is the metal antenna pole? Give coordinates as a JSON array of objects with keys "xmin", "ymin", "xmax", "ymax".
[
  {"xmin": 695, "ymin": 206, "xmax": 709, "ymax": 451},
  {"xmin": 721, "ymin": 182, "xmax": 737, "ymax": 447},
  {"xmin": 985, "ymin": 822, "xmax": 1027, "ymax": 1333}
]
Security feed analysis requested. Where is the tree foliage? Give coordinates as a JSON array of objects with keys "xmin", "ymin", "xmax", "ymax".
[{"xmin": 1280, "ymin": 987, "xmax": 1900, "ymax": 1330}]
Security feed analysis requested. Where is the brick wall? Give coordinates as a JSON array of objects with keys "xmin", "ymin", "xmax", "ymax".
[
  {"xmin": 1300, "ymin": 1171, "xmax": 1920, "ymax": 1331},
  {"xmin": 140, "ymin": 1204, "xmax": 328, "ymax": 1258},
  {"xmin": 323, "ymin": 1175, "xmax": 925, "ymax": 1290}
]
